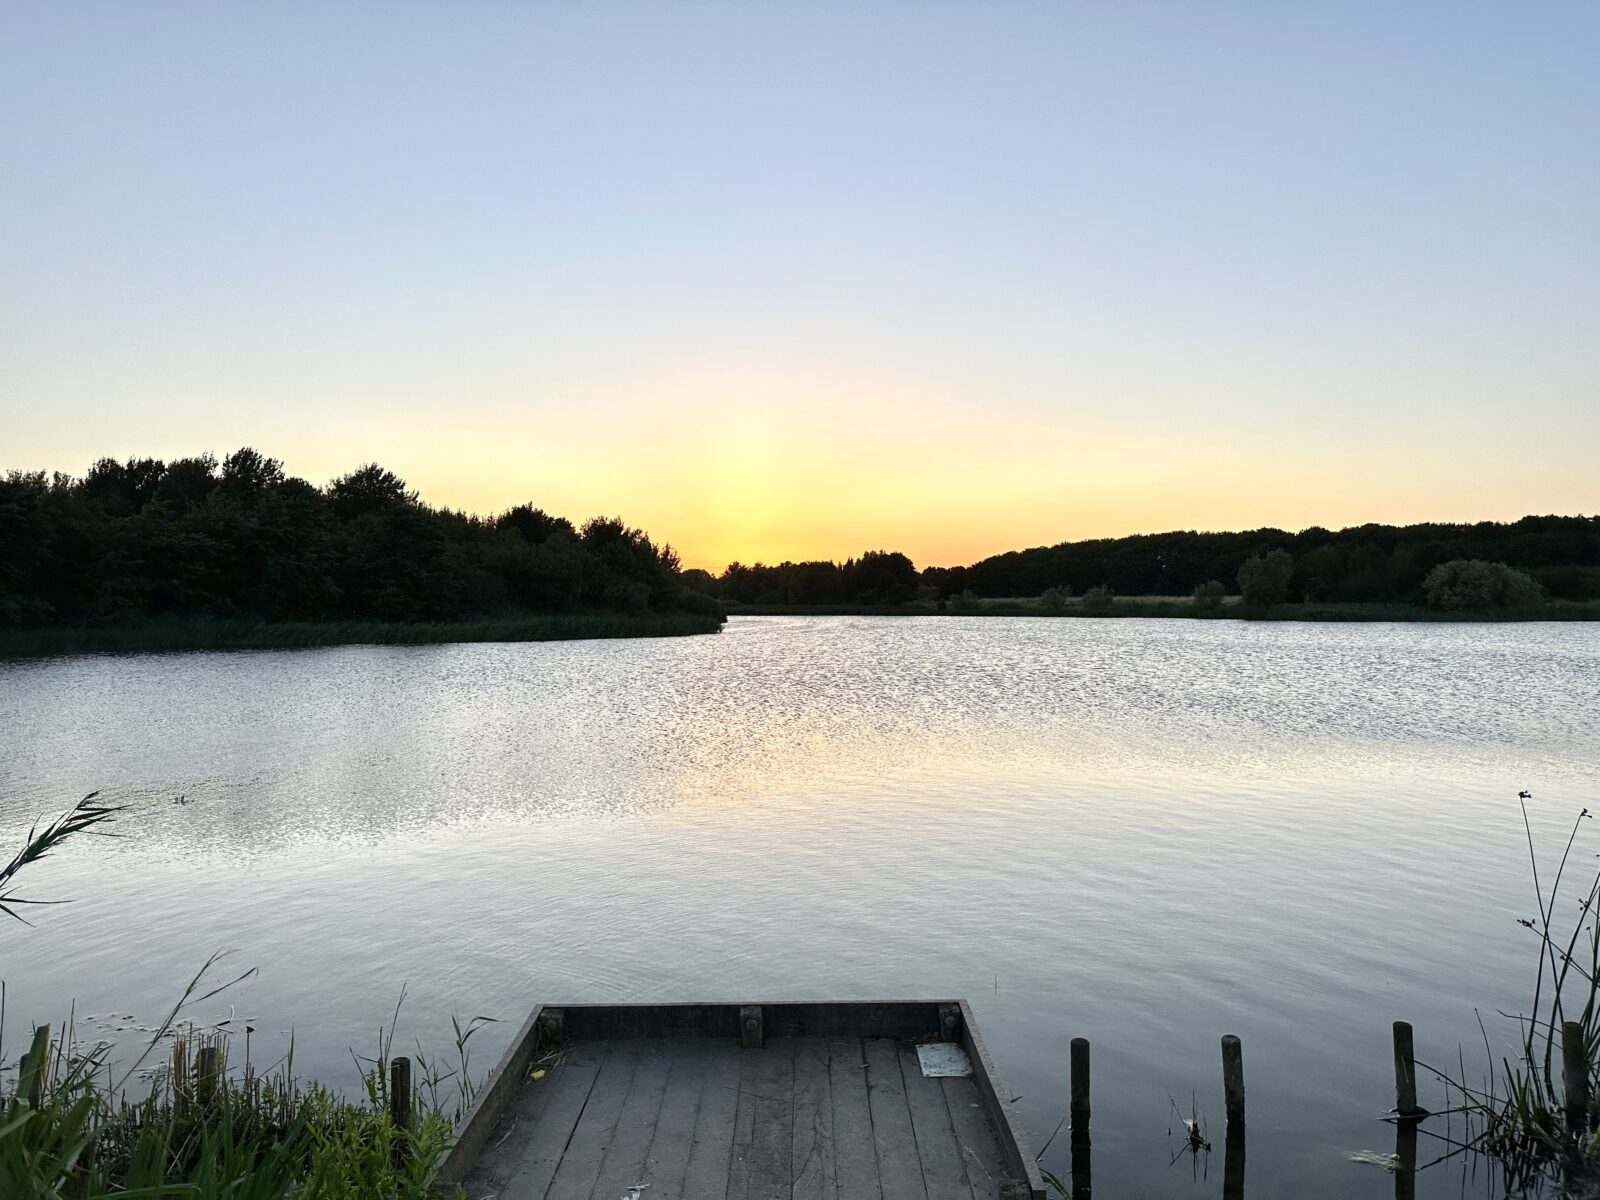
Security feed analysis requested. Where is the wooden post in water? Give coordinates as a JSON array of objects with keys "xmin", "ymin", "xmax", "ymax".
[
  {"xmin": 1562, "ymin": 1021, "xmax": 1588, "ymax": 1133},
  {"xmin": 1070, "ymin": 1038, "xmax": 1091, "ymax": 1134},
  {"xmin": 1221, "ymin": 1034, "xmax": 1245, "ymax": 1200},
  {"xmin": 195, "ymin": 1045, "xmax": 221, "ymax": 1109},
  {"xmin": 390, "ymin": 1055, "xmax": 412, "ymax": 1166},
  {"xmin": 1221, "ymin": 1034, "xmax": 1245, "ymax": 1132},
  {"xmin": 1393, "ymin": 1021, "xmax": 1420, "ymax": 1118}
]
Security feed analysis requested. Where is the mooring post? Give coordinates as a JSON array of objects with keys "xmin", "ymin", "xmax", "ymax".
[
  {"xmin": 1563, "ymin": 1021, "xmax": 1588, "ymax": 1133},
  {"xmin": 1070, "ymin": 1038, "xmax": 1091, "ymax": 1134},
  {"xmin": 1221, "ymin": 1034, "xmax": 1245, "ymax": 1131},
  {"xmin": 1393, "ymin": 1021, "xmax": 1419, "ymax": 1118},
  {"xmin": 390, "ymin": 1055, "xmax": 412, "ymax": 1165},
  {"xmin": 195, "ymin": 1045, "xmax": 221, "ymax": 1109}
]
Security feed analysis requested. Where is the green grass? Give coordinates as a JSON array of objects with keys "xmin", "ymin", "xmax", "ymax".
[
  {"xmin": 0, "ymin": 612, "xmax": 726, "ymax": 658},
  {"xmin": 3, "ymin": 1021, "xmax": 466, "ymax": 1199}
]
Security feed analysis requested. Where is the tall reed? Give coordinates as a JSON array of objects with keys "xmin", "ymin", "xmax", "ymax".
[{"xmin": 1418, "ymin": 798, "xmax": 1600, "ymax": 1193}]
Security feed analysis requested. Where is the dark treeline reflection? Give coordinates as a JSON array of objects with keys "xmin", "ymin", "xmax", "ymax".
[
  {"xmin": 0, "ymin": 449, "xmax": 721, "ymax": 628},
  {"xmin": 707, "ymin": 516, "xmax": 1600, "ymax": 606}
]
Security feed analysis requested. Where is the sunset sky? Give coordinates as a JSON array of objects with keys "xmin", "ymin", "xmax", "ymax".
[{"xmin": 3, "ymin": 4, "xmax": 1595, "ymax": 571}]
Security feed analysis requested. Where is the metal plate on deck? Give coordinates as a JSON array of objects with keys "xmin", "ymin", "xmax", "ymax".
[{"xmin": 916, "ymin": 1042, "xmax": 973, "ymax": 1077}]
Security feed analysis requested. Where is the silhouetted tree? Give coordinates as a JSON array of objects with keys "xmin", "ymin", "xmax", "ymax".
[
  {"xmin": 0, "ymin": 451, "xmax": 719, "ymax": 629},
  {"xmin": 329, "ymin": 463, "xmax": 415, "ymax": 517},
  {"xmin": 1238, "ymin": 550, "xmax": 1294, "ymax": 606},
  {"xmin": 496, "ymin": 504, "xmax": 575, "ymax": 544}
]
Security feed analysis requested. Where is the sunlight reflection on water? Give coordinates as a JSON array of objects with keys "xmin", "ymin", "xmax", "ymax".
[{"xmin": 2, "ymin": 615, "xmax": 1597, "ymax": 1196}]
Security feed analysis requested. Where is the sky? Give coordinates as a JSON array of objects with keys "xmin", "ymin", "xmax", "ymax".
[{"xmin": 1, "ymin": 4, "xmax": 1596, "ymax": 571}]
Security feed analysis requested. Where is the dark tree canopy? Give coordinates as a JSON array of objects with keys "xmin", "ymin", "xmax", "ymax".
[
  {"xmin": 711, "ymin": 516, "xmax": 1600, "ymax": 608},
  {"xmin": 0, "ymin": 449, "xmax": 719, "ymax": 628},
  {"xmin": 716, "ymin": 550, "xmax": 920, "ymax": 607},
  {"xmin": 918, "ymin": 517, "xmax": 1600, "ymax": 605}
]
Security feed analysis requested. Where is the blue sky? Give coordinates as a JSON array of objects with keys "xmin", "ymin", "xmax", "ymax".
[{"xmin": 3, "ymin": 3, "xmax": 1595, "ymax": 568}]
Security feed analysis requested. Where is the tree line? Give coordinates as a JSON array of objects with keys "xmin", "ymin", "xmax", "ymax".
[
  {"xmin": 704, "ymin": 516, "xmax": 1600, "ymax": 608},
  {"xmin": 0, "ymin": 449, "xmax": 720, "ymax": 628}
]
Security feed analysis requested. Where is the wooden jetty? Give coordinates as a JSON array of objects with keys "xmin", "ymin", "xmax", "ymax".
[{"xmin": 434, "ymin": 999, "xmax": 1046, "ymax": 1200}]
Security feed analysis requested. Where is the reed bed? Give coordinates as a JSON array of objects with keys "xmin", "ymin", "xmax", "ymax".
[
  {"xmin": 3, "ymin": 1013, "xmax": 465, "ymax": 1198},
  {"xmin": 0, "ymin": 611, "xmax": 725, "ymax": 658},
  {"xmin": 1, "ymin": 797, "xmax": 481, "ymax": 1197}
]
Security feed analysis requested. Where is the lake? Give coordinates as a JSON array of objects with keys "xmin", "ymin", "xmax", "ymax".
[{"xmin": 3, "ymin": 615, "xmax": 1597, "ymax": 1197}]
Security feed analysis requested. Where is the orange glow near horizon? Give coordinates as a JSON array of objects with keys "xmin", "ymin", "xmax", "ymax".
[{"xmin": 19, "ymin": 357, "xmax": 1582, "ymax": 574}]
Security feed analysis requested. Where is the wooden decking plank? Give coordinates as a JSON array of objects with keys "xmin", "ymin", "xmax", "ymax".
[
  {"xmin": 499, "ymin": 1042, "xmax": 610, "ymax": 1200},
  {"xmin": 543, "ymin": 1040, "xmax": 643, "ymax": 1200},
  {"xmin": 938, "ymin": 1077, "xmax": 1010, "ymax": 1197},
  {"xmin": 638, "ymin": 1039, "xmax": 713, "ymax": 1200},
  {"xmin": 587, "ymin": 1040, "xmax": 675, "ymax": 1200},
  {"xmin": 863, "ymin": 1039, "xmax": 925, "ymax": 1200},
  {"xmin": 896, "ymin": 1044, "xmax": 973, "ymax": 1199},
  {"xmin": 460, "ymin": 1047, "xmax": 574, "ymax": 1198},
  {"xmin": 742, "ymin": 1038, "xmax": 797, "ymax": 1199},
  {"xmin": 460, "ymin": 1004, "xmax": 1033, "ymax": 1200},
  {"xmin": 825, "ymin": 1037, "xmax": 882, "ymax": 1200},
  {"xmin": 791, "ymin": 1038, "xmax": 838, "ymax": 1200},
  {"xmin": 680, "ymin": 1040, "xmax": 743, "ymax": 1197},
  {"xmin": 724, "ymin": 1045, "xmax": 760, "ymax": 1198}
]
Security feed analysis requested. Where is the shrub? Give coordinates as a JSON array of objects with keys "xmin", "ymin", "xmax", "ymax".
[
  {"xmin": 1238, "ymin": 549, "xmax": 1294, "ymax": 606},
  {"xmin": 1192, "ymin": 580, "xmax": 1227, "ymax": 609},
  {"xmin": 1039, "ymin": 586, "xmax": 1070, "ymax": 611},
  {"xmin": 1082, "ymin": 585, "xmax": 1115, "ymax": 609},
  {"xmin": 1422, "ymin": 559, "xmax": 1543, "ymax": 611}
]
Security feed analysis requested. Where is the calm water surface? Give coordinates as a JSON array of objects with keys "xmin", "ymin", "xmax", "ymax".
[{"xmin": 3, "ymin": 615, "xmax": 1598, "ymax": 1197}]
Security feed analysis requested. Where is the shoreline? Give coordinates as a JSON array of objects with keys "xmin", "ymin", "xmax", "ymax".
[
  {"xmin": 727, "ymin": 601, "xmax": 1600, "ymax": 622},
  {"xmin": 0, "ymin": 612, "xmax": 726, "ymax": 658}
]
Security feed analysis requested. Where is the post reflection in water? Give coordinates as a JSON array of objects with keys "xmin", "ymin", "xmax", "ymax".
[
  {"xmin": 1223, "ymin": 1124, "xmax": 1245, "ymax": 1200},
  {"xmin": 1393, "ymin": 1120, "xmax": 1417, "ymax": 1200},
  {"xmin": 1070, "ymin": 1128, "xmax": 1091, "ymax": 1198}
]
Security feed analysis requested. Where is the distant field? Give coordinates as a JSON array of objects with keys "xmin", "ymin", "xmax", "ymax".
[{"xmin": 729, "ymin": 598, "xmax": 1600, "ymax": 621}]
